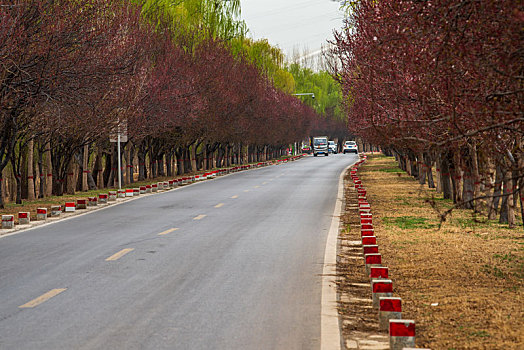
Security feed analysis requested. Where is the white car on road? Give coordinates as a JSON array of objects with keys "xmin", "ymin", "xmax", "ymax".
[{"xmin": 343, "ymin": 141, "xmax": 358, "ymax": 154}]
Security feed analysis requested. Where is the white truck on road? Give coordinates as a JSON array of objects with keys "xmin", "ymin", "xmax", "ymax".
[{"xmin": 312, "ymin": 136, "xmax": 329, "ymax": 157}]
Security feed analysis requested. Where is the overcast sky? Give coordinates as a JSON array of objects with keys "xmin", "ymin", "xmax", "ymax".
[{"xmin": 240, "ymin": 0, "xmax": 345, "ymax": 60}]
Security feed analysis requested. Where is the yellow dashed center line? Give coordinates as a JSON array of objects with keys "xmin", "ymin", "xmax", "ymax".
[
  {"xmin": 19, "ymin": 288, "xmax": 67, "ymax": 308},
  {"xmin": 231, "ymin": 195, "xmax": 238, "ymax": 199},
  {"xmin": 105, "ymin": 248, "xmax": 134, "ymax": 261},
  {"xmin": 158, "ymin": 228, "xmax": 179, "ymax": 236},
  {"xmin": 214, "ymin": 203, "xmax": 225, "ymax": 208},
  {"xmin": 193, "ymin": 214, "xmax": 207, "ymax": 220},
  {"xmin": 262, "ymin": 182, "xmax": 268, "ymax": 185},
  {"xmin": 254, "ymin": 186, "xmax": 260, "ymax": 189}
]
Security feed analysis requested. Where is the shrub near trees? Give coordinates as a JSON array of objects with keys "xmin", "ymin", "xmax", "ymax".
[
  {"xmin": 0, "ymin": 0, "xmax": 318, "ymax": 208},
  {"xmin": 333, "ymin": 0, "xmax": 523, "ymax": 227}
]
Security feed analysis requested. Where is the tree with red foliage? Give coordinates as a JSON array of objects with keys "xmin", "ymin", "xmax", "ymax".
[{"xmin": 333, "ymin": 0, "xmax": 523, "ymax": 226}]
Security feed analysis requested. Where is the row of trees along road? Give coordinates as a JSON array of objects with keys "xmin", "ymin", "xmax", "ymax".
[
  {"xmin": 332, "ymin": 0, "xmax": 523, "ymax": 227},
  {"xmin": 0, "ymin": 0, "xmax": 347, "ymax": 208}
]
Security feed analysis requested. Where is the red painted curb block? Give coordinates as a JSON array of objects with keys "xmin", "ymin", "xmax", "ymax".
[
  {"xmin": 389, "ymin": 320, "xmax": 415, "ymax": 350},
  {"xmin": 51, "ymin": 205, "xmax": 62, "ymax": 216},
  {"xmin": 365, "ymin": 253, "xmax": 381, "ymax": 275},
  {"xmin": 19, "ymin": 212, "xmax": 30, "ymax": 224},
  {"xmin": 365, "ymin": 254, "xmax": 381, "ymax": 265},
  {"xmin": 370, "ymin": 266, "xmax": 388, "ymax": 279},
  {"xmin": 372, "ymin": 279, "xmax": 393, "ymax": 309},
  {"xmin": 98, "ymin": 194, "xmax": 108, "ymax": 204},
  {"xmin": 373, "ymin": 280, "xmax": 393, "ymax": 293},
  {"xmin": 363, "ymin": 245, "xmax": 379, "ymax": 255},
  {"xmin": 362, "ymin": 236, "xmax": 377, "ymax": 245},
  {"xmin": 361, "ymin": 229, "xmax": 374, "ymax": 237},
  {"xmin": 379, "ymin": 297, "xmax": 402, "ymax": 331},
  {"xmin": 36, "ymin": 207, "xmax": 47, "ymax": 220},
  {"xmin": 390, "ymin": 319, "xmax": 415, "ymax": 336},
  {"xmin": 65, "ymin": 202, "xmax": 76, "ymax": 212},
  {"xmin": 361, "ymin": 223, "xmax": 373, "ymax": 230},
  {"xmin": 76, "ymin": 199, "xmax": 87, "ymax": 209},
  {"xmin": 1, "ymin": 215, "xmax": 14, "ymax": 229},
  {"xmin": 380, "ymin": 297, "xmax": 401, "ymax": 312}
]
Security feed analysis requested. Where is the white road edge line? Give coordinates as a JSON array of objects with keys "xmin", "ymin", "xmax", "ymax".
[{"xmin": 321, "ymin": 162, "xmax": 354, "ymax": 350}]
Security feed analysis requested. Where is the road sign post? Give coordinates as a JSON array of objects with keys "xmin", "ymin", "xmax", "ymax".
[{"xmin": 110, "ymin": 119, "xmax": 127, "ymax": 190}]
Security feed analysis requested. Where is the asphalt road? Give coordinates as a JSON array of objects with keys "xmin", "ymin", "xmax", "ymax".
[{"xmin": 0, "ymin": 153, "xmax": 358, "ymax": 350}]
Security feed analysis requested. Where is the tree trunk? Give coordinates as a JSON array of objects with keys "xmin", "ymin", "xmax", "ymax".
[
  {"xmin": 418, "ymin": 152, "xmax": 426, "ymax": 185},
  {"xmin": 66, "ymin": 161, "xmax": 76, "ymax": 195},
  {"xmin": 0, "ymin": 171, "xmax": 4, "ymax": 209},
  {"xmin": 82, "ymin": 144, "xmax": 89, "ymax": 191},
  {"xmin": 175, "ymin": 147, "xmax": 184, "ymax": 176},
  {"xmin": 424, "ymin": 153, "xmax": 435, "ymax": 189},
  {"xmin": 45, "ymin": 142, "xmax": 53, "ymax": 196},
  {"xmin": 440, "ymin": 153, "xmax": 453, "ymax": 200},
  {"xmin": 158, "ymin": 154, "xmax": 165, "ymax": 177},
  {"xmin": 485, "ymin": 157, "xmax": 497, "ymax": 220},
  {"xmin": 470, "ymin": 143, "xmax": 481, "ymax": 211},
  {"xmin": 507, "ymin": 172, "xmax": 516, "ymax": 228},
  {"xmin": 138, "ymin": 143, "xmax": 147, "ymax": 181},
  {"xmin": 92, "ymin": 146, "xmax": 104, "ymax": 188},
  {"xmin": 451, "ymin": 151, "xmax": 463, "ymax": 205},
  {"xmin": 166, "ymin": 152, "xmax": 173, "ymax": 176},
  {"xmin": 490, "ymin": 165, "xmax": 503, "ymax": 220},
  {"xmin": 26, "ymin": 139, "xmax": 35, "ymax": 200},
  {"xmin": 435, "ymin": 153, "xmax": 441, "ymax": 193},
  {"xmin": 462, "ymin": 147, "xmax": 474, "ymax": 209},
  {"xmin": 37, "ymin": 143, "xmax": 45, "ymax": 198}
]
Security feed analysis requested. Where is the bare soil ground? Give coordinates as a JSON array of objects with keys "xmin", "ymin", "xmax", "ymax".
[{"xmin": 338, "ymin": 154, "xmax": 523, "ymax": 349}]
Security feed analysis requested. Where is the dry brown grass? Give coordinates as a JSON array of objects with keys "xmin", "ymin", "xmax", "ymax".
[{"xmin": 339, "ymin": 154, "xmax": 524, "ymax": 349}]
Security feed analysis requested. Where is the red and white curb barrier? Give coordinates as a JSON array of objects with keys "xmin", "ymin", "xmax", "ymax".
[
  {"xmin": 362, "ymin": 235, "xmax": 377, "ymax": 245},
  {"xmin": 108, "ymin": 191, "xmax": 117, "ymax": 201},
  {"xmin": 372, "ymin": 279, "xmax": 393, "ymax": 309},
  {"xmin": 64, "ymin": 202, "xmax": 75, "ymax": 212},
  {"xmin": 364, "ymin": 253, "xmax": 381, "ymax": 275},
  {"xmin": 76, "ymin": 199, "xmax": 87, "ymax": 210},
  {"xmin": 36, "ymin": 208, "xmax": 47, "ymax": 221},
  {"xmin": 1, "ymin": 215, "xmax": 14, "ymax": 229},
  {"xmin": 389, "ymin": 319, "xmax": 415, "ymax": 350},
  {"xmin": 370, "ymin": 266, "xmax": 388, "ymax": 280},
  {"xmin": 363, "ymin": 244, "xmax": 379, "ymax": 255},
  {"xmin": 379, "ymin": 297, "xmax": 402, "ymax": 331},
  {"xmin": 51, "ymin": 205, "xmax": 62, "ymax": 217},
  {"xmin": 99, "ymin": 194, "xmax": 108, "ymax": 204},
  {"xmin": 351, "ymin": 154, "xmax": 423, "ymax": 349},
  {"xmin": 18, "ymin": 212, "xmax": 30, "ymax": 225}
]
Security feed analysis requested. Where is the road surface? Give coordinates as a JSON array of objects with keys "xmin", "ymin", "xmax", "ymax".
[{"xmin": 0, "ymin": 153, "xmax": 357, "ymax": 350}]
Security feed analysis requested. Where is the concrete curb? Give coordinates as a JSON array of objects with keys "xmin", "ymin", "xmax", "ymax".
[
  {"xmin": 321, "ymin": 160, "xmax": 358, "ymax": 350},
  {"xmin": 350, "ymin": 154, "xmax": 424, "ymax": 349}
]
